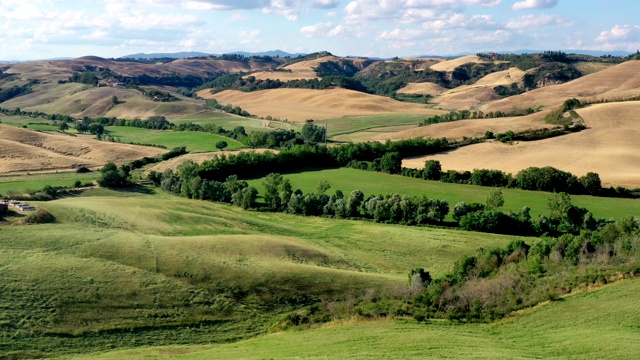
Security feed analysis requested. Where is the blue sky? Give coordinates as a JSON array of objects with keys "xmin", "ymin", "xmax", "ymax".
[{"xmin": 1, "ymin": 0, "xmax": 638, "ymax": 60}]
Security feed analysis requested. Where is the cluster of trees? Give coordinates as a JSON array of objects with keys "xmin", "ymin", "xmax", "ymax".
[
  {"xmin": 97, "ymin": 146, "xmax": 187, "ymax": 188},
  {"xmin": 419, "ymin": 107, "xmax": 542, "ymax": 126},
  {"xmin": 411, "ymin": 214, "xmax": 640, "ymax": 322},
  {"xmin": 490, "ymin": 124, "xmax": 586, "ymax": 143},
  {"xmin": 205, "ymin": 99, "xmax": 251, "ymax": 117},
  {"xmin": 400, "ymin": 159, "xmax": 634, "ymax": 198},
  {"xmin": 150, "ymin": 167, "xmax": 451, "ymax": 225},
  {"xmin": 0, "ymin": 82, "xmax": 35, "ymax": 102},
  {"xmin": 453, "ymin": 190, "xmax": 603, "ymax": 237},
  {"xmin": 144, "ymin": 89, "xmax": 178, "ymax": 102}
]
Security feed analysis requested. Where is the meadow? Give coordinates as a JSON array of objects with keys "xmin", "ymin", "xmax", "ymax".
[
  {"xmin": 168, "ymin": 111, "xmax": 297, "ymax": 132},
  {"xmin": 0, "ymin": 188, "xmax": 517, "ymax": 357},
  {"xmin": 325, "ymin": 113, "xmax": 426, "ymax": 137},
  {"xmin": 247, "ymin": 168, "xmax": 639, "ymax": 221},
  {"xmin": 104, "ymin": 126, "xmax": 243, "ymax": 153},
  {"xmin": 69, "ymin": 277, "xmax": 640, "ymax": 359},
  {"xmin": 0, "ymin": 171, "xmax": 97, "ymax": 195}
]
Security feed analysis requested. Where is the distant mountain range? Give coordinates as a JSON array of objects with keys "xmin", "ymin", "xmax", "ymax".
[{"xmin": 120, "ymin": 50, "xmax": 307, "ymax": 59}]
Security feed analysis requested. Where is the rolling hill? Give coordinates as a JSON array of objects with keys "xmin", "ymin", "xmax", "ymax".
[
  {"xmin": 0, "ymin": 124, "xmax": 164, "ymax": 174},
  {"xmin": 403, "ymin": 101, "xmax": 640, "ymax": 188},
  {"xmin": 197, "ymin": 88, "xmax": 445, "ymax": 122}
]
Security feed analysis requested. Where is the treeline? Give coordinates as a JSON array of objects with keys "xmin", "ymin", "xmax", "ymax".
[
  {"xmin": 152, "ymin": 168, "xmax": 451, "ymax": 225},
  {"xmin": 200, "ymin": 74, "xmax": 367, "ymax": 94},
  {"xmin": 410, "ymin": 214, "xmax": 640, "ymax": 322},
  {"xmin": 490, "ymin": 124, "xmax": 586, "ymax": 143},
  {"xmin": 97, "ymin": 146, "xmax": 188, "ymax": 188},
  {"xmin": 418, "ymin": 106, "xmax": 542, "ymax": 126},
  {"xmin": 0, "ymin": 82, "xmax": 36, "ymax": 102},
  {"xmin": 401, "ymin": 160, "xmax": 638, "ymax": 198}
]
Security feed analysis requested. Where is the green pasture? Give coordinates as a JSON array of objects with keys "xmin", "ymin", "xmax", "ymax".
[
  {"xmin": 169, "ymin": 111, "xmax": 298, "ymax": 132},
  {"xmin": 72, "ymin": 277, "xmax": 640, "ymax": 359},
  {"xmin": 104, "ymin": 126, "xmax": 243, "ymax": 153},
  {"xmin": 0, "ymin": 189, "xmax": 517, "ymax": 357},
  {"xmin": 0, "ymin": 172, "xmax": 97, "ymax": 195},
  {"xmin": 324, "ymin": 114, "xmax": 425, "ymax": 137},
  {"xmin": 248, "ymin": 168, "xmax": 640, "ymax": 221}
]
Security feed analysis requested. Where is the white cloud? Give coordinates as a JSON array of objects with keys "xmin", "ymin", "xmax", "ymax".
[
  {"xmin": 344, "ymin": 0, "xmax": 501, "ymax": 24},
  {"xmin": 505, "ymin": 14, "xmax": 565, "ymax": 29},
  {"xmin": 511, "ymin": 0, "xmax": 557, "ymax": 11},
  {"xmin": 312, "ymin": 0, "xmax": 339, "ymax": 8},
  {"xmin": 596, "ymin": 25, "xmax": 640, "ymax": 52},
  {"xmin": 597, "ymin": 25, "xmax": 640, "ymax": 42},
  {"xmin": 300, "ymin": 21, "xmax": 335, "ymax": 37}
]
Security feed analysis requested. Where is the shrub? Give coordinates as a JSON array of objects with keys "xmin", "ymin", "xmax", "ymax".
[{"xmin": 23, "ymin": 209, "xmax": 55, "ymax": 224}]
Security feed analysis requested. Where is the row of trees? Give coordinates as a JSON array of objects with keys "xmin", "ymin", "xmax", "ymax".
[
  {"xmin": 149, "ymin": 166, "xmax": 451, "ymax": 226},
  {"xmin": 399, "ymin": 159, "xmax": 636, "ymax": 198}
]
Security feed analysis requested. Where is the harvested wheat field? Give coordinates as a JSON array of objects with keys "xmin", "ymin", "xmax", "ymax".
[
  {"xmin": 198, "ymin": 88, "xmax": 444, "ymax": 122},
  {"xmin": 397, "ymin": 82, "xmax": 448, "ymax": 96},
  {"xmin": 0, "ymin": 125, "xmax": 164, "ymax": 174},
  {"xmin": 146, "ymin": 149, "xmax": 278, "ymax": 174},
  {"xmin": 483, "ymin": 60, "xmax": 640, "ymax": 113},
  {"xmin": 249, "ymin": 55, "xmax": 334, "ymax": 81},
  {"xmin": 429, "ymin": 55, "xmax": 490, "ymax": 72},
  {"xmin": 430, "ymin": 67, "xmax": 528, "ymax": 110},
  {"xmin": 403, "ymin": 101, "xmax": 640, "ymax": 188},
  {"xmin": 334, "ymin": 112, "xmax": 550, "ymax": 143}
]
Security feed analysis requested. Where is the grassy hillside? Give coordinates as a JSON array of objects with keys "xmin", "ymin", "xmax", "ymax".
[
  {"xmin": 72, "ymin": 278, "xmax": 640, "ymax": 359},
  {"xmin": 0, "ymin": 189, "xmax": 516, "ymax": 357},
  {"xmin": 247, "ymin": 168, "xmax": 639, "ymax": 221},
  {"xmin": 104, "ymin": 126, "xmax": 243, "ymax": 153},
  {"xmin": 0, "ymin": 171, "xmax": 97, "ymax": 195}
]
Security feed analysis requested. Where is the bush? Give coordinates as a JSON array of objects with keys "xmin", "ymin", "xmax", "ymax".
[
  {"xmin": 75, "ymin": 166, "xmax": 91, "ymax": 173},
  {"xmin": 23, "ymin": 209, "xmax": 55, "ymax": 224}
]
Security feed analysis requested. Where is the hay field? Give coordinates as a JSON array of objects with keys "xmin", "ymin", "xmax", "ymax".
[
  {"xmin": 4, "ymin": 84, "xmax": 206, "ymax": 119},
  {"xmin": 429, "ymin": 55, "xmax": 487, "ymax": 72},
  {"xmin": 483, "ymin": 60, "xmax": 640, "ymax": 113},
  {"xmin": 146, "ymin": 149, "xmax": 278, "ymax": 174},
  {"xmin": 403, "ymin": 101, "xmax": 640, "ymax": 188},
  {"xmin": 0, "ymin": 125, "xmax": 164, "ymax": 174},
  {"xmin": 397, "ymin": 82, "xmax": 448, "ymax": 96},
  {"xmin": 249, "ymin": 55, "xmax": 335, "ymax": 81},
  {"xmin": 197, "ymin": 88, "xmax": 444, "ymax": 122},
  {"xmin": 430, "ymin": 67, "xmax": 528, "ymax": 110},
  {"xmin": 335, "ymin": 111, "xmax": 550, "ymax": 143}
]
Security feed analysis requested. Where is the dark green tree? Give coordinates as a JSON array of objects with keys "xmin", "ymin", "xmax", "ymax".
[
  {"xmin": 379, "ymin": 152, "xmax": 402, "ymax": 174},
  {"xmin": 422, "ymin": 160, "xmax": 442, "ymax": 180},
  {"xmin": 215, "ymin": 140, "xmax": 228, "ymax": 151}
]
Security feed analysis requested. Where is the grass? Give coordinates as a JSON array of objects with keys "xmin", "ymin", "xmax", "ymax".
[
  {"xmin": 104, "ymin": 126, "xmax": 244, "ymax": 153},
  {"xmin": 325, "ymin": 114, "xmax": 426, "ymax": 137},
  {"xmin": 0, "ymin": 171, "xmax": 97, "ymax": 195},
  {"xmin": 247, "ymin": 168, "xmax": 640, "ymax": 221},
  {"xmin": 168, "ymin": 111, "xmax": 298, "ymax": 133},
  {"xmin": 70, "ymin": 277, "xmax": 640, "ymax": 359},
  {"xmin": 0, "ymin": 189, "xmax": 516, "ymax": 357}
]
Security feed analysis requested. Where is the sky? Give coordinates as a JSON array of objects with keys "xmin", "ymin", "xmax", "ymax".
[{"xmin": 0, "ymin": 0, "xmax": 639, "ymax": 60}]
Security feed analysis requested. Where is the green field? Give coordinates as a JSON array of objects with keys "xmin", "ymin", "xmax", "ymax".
[
  {"xmin": 247, "ymin": 168, "xmax": 640, "ymax": 220},
  {"xmin": 0, "ymin": 171, "xmax": 97, "ymax": 195},
  {"xmin": 71, "ymin": 277, "xmax": 640, "ymax": 359},
  {"xmin": 325, "ymin": 114, "xmax": 425, "ymax": 138},
  {"xmin": 168, "ymin": 111, "xmax": 298, "ymax": 132},
  {"xmin": 0, "ymin": 114, "xmax": 63, "ymax": 131},
  {"xmin": 104, "ymin": 126, "xmax": 244, "ymax": 153},
  {"xmin": 0, "ymin": 189, "xmax": 516, "ymax": 357}
]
